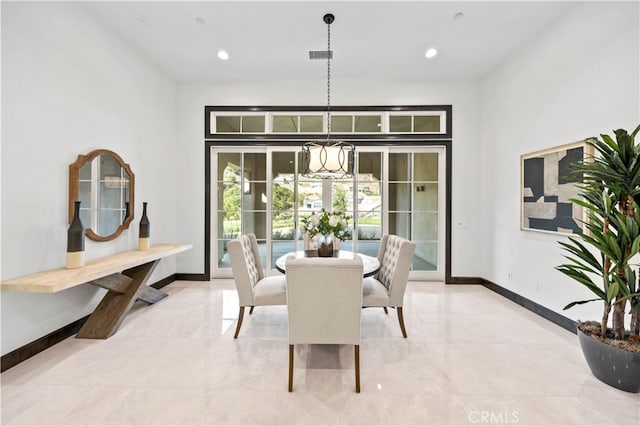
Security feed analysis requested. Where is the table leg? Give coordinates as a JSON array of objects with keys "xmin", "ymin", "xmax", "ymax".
[
  {"xmin": 137, "ymin": 285, "xmax": 168, "ymax": 304},
  {"xmin": 76, "ymin": 259, "xmax": 160, "ymax": 339}
]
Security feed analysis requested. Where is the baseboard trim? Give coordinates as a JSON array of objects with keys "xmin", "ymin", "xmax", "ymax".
[
  {"xmin": 448, "ymin": 276, "xmax": 484, "ymax": 284},
  {"xmin": 481, "ymin": 279, "xmax": 577, "ymax": 334},
  {"xmin": 1, "ymin": 314, "xmax": 90, "ymax": 372},
  {"xmin": 152, "ymin": 273, "xmax": 177, "ymax": 289},
  {"xmin": 1, "ymin": 273, "xmax": 189, "ymax": 372},
  {"xmin": 175, "ymin": 273, "xmax": 209, "ymax": 281}
]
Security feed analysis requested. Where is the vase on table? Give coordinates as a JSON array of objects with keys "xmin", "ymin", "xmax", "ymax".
[
  {"xmin": 66, "ymin": 201, "xmax": 85, "ymax": 268},
  {"xmin": 317, "ymin": 234, "xmax": 334, "ymax": 257},
  {"xmin": 138, "ymin": 202, "xmax": 150, "ymax": 251}
]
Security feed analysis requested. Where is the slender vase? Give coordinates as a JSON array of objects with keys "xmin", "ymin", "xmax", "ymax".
[
  {"xmin": 138, "ymin": 202, "xmax": 150, "ymax": 251},
  {"xmin": 66, "ymin": 201, "xmax": 85, "ymax": 268},
  {"xmin": 123, "ymin": 201, "xmax": 130, "ymax": 223},
  {"xmin": 317, "ymin": 234, "xmax": 334, "ymax": 257}
]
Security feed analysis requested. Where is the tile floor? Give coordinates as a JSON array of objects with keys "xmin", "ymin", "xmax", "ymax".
[{"xmin": 1, "ymin": 280, "xmax": 638, "ymax": 425}]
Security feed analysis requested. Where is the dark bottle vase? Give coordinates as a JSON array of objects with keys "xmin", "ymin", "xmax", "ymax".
[
  {"xmin": 66, "ymin": 201, "xmax": 85, "ymax": 268},
  {"xmin": 317, "ymin": 234, "xmax": 334, "ymax": 257},
  {"xmin": 139, "ymin": 202, "xmax": 150, "ymax": 251},
  {"xmin": 124, "ymin": 201, "xmax": 130, "ymax": 222}
]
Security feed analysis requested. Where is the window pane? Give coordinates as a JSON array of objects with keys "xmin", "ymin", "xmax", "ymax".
[
  {"xmin": 358, "ymin": 240, "xmax": 380, "ymax": 258},
  {"xmin": 414, "ymin": 115, "xmax": 440, "ymax": 132},
  {"xmin": 354, "ymin": 115, "xmax": 381, "ymax": 132},
  {"xmin": 414, "ymin": 183, "xmax": 438, "ymax": 211},
  {"xmin": 389, "ymin": 115, "xmax": 411, "ymax": 132},
  {"xmin": 389, "ymin": 183, "xmax": 411, "ymax": 211},
  {"xmin": 272, "ymin": 211, "xmax": 295, "ymax": 240},
  {"xmin": 216, "ymin": 116, "xmax": 241, "ymax": 132},
  {"xmin": 389, "ymin": 212, "xmax": 410, "ymax": 239},
  {"xmin": 273, "ymin": 151, "xmax": 295, "ymax": 176},
  {"xmin": 243, "ymin": 211, "xmax": 267, "ymax": 239},
  {"xmin": 298, "ymin": 180, "xmax": 323, "ymax": 210},
  {"xmin": 273, "ymin": 115, "xmax": 298, "ymax": 132},
  {"xmin": 414, "ymin": 242, "xmax": 437, "ymax": 271},
  {"xmin": 217, "ymin": 240, "xmax": 232, "ymax": 269},
  {"xmin": 414, "ymin": 212, "xmax": 437, "ymax": 240},
  {"xmin": 331, "ymin": 115, "xmax": 352, "ymax": 132},
  {"xmin": 332, "ymin": 182, "xmax": 354, "ymax": 213},
  {"xmin": 358, "ymin": 152, "xmax": 382, "ymax": 181},
  {"xmin": 414, "ymin": 152, "xmax": 438, "ymax": 181},
  {"xmin": 389, "ymin": 153, "xmax": 409, "ymax": 181},
  {"xmin": 245, "ymin": 182, "xmax": 267, "ymax": 209},
  {"xmin": 272, "ymin": 241, "xmax": 294, "ymax": 268},
  {"xmin": 220, "ymin": 211, "xmax": 240, "ymax": 239},
  {"xmin": 219, "ymin": 153, "xmax": 241, "ymax": 182},
  {"xmin": 300, "ymin": 115, "xmax": 323, "ymax": 132},
  {"xmin": 242, "ymin": 115, "xmax": 265, "ymax": 133},
  {"xmin": 255, "ymin": 239, "xmax": 267, "ymax": 269},
  {"xmin": 245, "ymin": 153, "xmax": 266, "ymax": 180},
  {"xmin": 357, "ymin": 211, "xmax": 381, "ymax": 240}
]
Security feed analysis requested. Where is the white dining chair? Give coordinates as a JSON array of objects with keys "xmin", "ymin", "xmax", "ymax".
[
  {"xmin": 362, "ymin": 234, "xmax": 416, "ymax": 338},
  {"xmin": 228, "ymin": 233, "xmax": 286, "ymax": 338},
  {"xmin": 285, "ymin": 256, "xmax": 364, "ymax": 392}
]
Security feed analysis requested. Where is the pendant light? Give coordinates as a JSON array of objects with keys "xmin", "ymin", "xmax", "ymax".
[{"xmin": 301, "ymin": 13, "xmax": 355, "ymax": 179}]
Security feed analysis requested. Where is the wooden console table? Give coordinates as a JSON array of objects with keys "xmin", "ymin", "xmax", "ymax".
[{"xmin": 1, "ymin": 243, "xmax": 192, "ymax": 339}]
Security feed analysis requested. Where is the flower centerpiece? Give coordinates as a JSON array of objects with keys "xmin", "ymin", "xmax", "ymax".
[{"xmin": 301, "ymin": 209, "xmax": 351, "ymax": 256}]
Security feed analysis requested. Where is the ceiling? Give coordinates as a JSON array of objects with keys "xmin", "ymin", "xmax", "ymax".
[{"xmin": 81, "ymin": 1, "xmax": 574, "ymax": 83}]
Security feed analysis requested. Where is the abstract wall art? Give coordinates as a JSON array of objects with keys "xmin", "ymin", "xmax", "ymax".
[{"xmin": 521, "ymin": 141, "xmax": 591, "ymax": 234}]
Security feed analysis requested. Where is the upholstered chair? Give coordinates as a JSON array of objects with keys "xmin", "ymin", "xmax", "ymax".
[
  {"xmin": 228, "ymin": 233, "xmax": 286, "ymax": 338},
  {"xmin": 362, "ymin": 234, "xmax": 416, "ymax": 338},
  {"xmin": 286, "ymin": 256, "xmax": 364, "ymax": 392}
]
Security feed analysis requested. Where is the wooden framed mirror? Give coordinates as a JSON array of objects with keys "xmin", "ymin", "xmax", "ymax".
[{"xmin": 69, "ymin": 149, "xmax": 135, "ymax": 242}]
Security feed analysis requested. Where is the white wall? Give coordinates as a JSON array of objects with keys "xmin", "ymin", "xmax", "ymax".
[
  {"xmin": 175, "ymin": 79, "xmax": 487, "ymax": 278},
  {"xmin": 481, "ymin": 2, "xmax": 640, "ymax": 322},
  {"xmin": 1, "ymin": 2, "xmax": 178, "ymax": 354}
]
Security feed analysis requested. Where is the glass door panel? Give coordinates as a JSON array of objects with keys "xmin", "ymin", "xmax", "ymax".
[
  {"xmin": 214, "ymin": 152, "xmax": 268, "ymax": 270},
  {"xmin": 272, "ymin": 151, "xmax": 297, "ymax": 267},
  {"xmin": 411, "ymin": 152, "xmax": 439, "ymax": 272},
  {"xmin": 356, "ymin": 151, "xmax": 383, "ymax": 255},
  {"xmin": 216, "ymin": 153, "xmax": 241, "ymax": 269},
  {"xmin": 212, "ymin": 146, "xmax": 445, "ymax": 281}
]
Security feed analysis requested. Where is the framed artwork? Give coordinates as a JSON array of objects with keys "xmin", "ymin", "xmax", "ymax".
[{"xmin": 521, "ymin": 141, "xmax": 592, "ymax": 235}]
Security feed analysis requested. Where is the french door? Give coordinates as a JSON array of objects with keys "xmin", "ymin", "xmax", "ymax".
[{"xmin": 211, "ymin": 145, "xmax": 445, "ymax": 281}]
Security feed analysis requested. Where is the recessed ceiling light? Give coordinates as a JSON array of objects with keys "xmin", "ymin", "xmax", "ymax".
[
  {"xmin": 217, "ymin": 50, "xmax": 229, "ymax": 60},
  {"xmin": 454, "ymin": 12, "xmax": 464, "ymax": 20},
  {"xmin": 425, "ymin": 48, "xmax": 438, "ymax": 58}
]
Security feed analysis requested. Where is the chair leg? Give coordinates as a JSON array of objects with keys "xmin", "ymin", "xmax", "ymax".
[
  {"xmin": 383, "ymin": 307, "xmax": 388, "ymax": 315},
  {"xmin": 288, "ymin": 344, "xmax": 294, "ymax": 392},
  {"xmin": 397, "ymin": 307, "xmax": 408, "ymax": 338},
  {"xmin": 355, "ymin": 344, "xmax": 360, "ymax": 393},
  {"xmin": 234, "ymin": 306, "xmax": 245, "ymax": 339},
  {"xmin": 249, "ymin": 306, "xmax": 255, "ymax": 315}
]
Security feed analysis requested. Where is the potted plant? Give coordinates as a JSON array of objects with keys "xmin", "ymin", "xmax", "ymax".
[
  {"xmin": 556, "ymin": 125, "xmax": 640, "ymax": 393},
  {"xmin": 301, "ymin": 209, "xmax": 351, "ymax": 256}
]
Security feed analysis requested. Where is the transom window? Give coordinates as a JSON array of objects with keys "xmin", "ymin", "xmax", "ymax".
[{"xmin": 207, "ymin": 108, "xmax": 448, "ymax": 136}]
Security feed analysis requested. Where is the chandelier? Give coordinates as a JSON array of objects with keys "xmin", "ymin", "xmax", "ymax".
[{"xmin": 301, "ymin": 13, "xmax": 355, "ymax": 179}]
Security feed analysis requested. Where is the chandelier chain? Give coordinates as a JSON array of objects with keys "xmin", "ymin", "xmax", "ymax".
[{"xmin": 326, "ymin": 17, "xmax": 331, "ymax": 139}]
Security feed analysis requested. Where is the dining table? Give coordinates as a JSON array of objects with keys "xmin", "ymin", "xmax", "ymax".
[{"xmin": 275, "ymin": 250, "xmax": 381, "ymax": 278}]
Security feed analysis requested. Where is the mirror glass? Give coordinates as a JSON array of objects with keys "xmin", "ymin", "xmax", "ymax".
[{"xmin": 69, "ymin": 149, "xmax": 135, "ymax": 241}]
